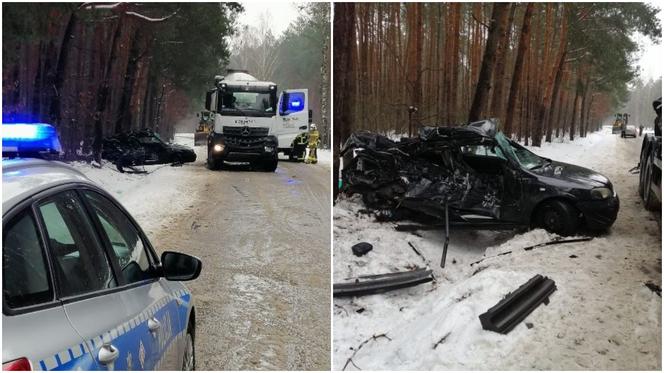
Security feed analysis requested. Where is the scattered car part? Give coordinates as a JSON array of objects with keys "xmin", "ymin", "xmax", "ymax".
[
  {"xmin": 333, "ymin": 268, "xmax": 433, "ymax": 297},
  {"xmin": 352, "ymin": 242, "xmax": 373, "ymax": 256},
  {"xmin": 645, "ymin": 281, "xmax": 661, "ymax": 297},
  {"xmin": 440, "ymin": 202, "xmax": 450, "ymax": 268},
  {"xmin": 470, "ymin": 237, "xmax": 593, "ymax": 267},
  {"xmin": 479, "ymin": 274, "xmax": 556, "ymax": 334}
]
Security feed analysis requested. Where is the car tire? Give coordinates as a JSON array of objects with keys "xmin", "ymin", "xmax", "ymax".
[
  {"xmin": 182, "ymin": 323, "xmax": 195, "ymax": 371},
  {"xmin": 536, "ymin": 199, "xmax": 579, "ymax": 236},
  {"xmin": 171, "ymin": 154, "xmax": 182, "ymax": 166}
]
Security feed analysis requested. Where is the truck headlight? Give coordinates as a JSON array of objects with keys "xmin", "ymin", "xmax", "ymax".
[
  {"xmin": 213, "ymin": 144, "xmax": 225, "ymax": 152},
  {"xmin": 591, "ymin": 187, "xmax": 612, "ymax": 200},
  {"xmin": 264, "ymin": 145, "xmax": 274, "ymax": 153}
]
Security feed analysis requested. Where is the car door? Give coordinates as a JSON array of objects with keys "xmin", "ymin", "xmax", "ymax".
[
  {"xmin": 34, "ymin": 189, "xmax": 164, "ymax": 370},
  {"xmin": 2, "ymin": 208, "xmax": 97, "ymax": 371},
  {"xmin": 458, "ymin": 143, "xmax": 521, "ymax": 220},
  {"xmin": 79, "ymin": 189, "xmax": 185, "ymax": 370},
  {"xmin": 276, "ymin": 89, "xmax": 309, "ymax": 148}
]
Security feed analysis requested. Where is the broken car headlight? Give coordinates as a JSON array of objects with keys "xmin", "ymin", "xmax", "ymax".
[
  {"xmin": 591, "ymin": 187, "xmax": 612, "ymax": 200},
  {"xmin": 213, "ymin": 144, "xmax": 225, "ymax": 152}
]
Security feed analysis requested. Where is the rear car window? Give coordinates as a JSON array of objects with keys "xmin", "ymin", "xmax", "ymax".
[
  {"xmin": 38, "ymin": 191, "xmax": 117, "ymax": 297},
  {"xmin": 82, "ymin": 191, "xmax": 153, "ymax": 284},
  {"xmin": 3, "ymin": 211, "xmax": 54, "ymax": 309}
]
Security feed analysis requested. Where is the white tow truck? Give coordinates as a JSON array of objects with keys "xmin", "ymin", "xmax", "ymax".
[{"xmin": 204, "ymin": 70, "xmax": 310, "ymax": 171}]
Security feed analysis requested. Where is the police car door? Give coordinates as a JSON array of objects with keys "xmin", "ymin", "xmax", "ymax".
[
  {"xmin": 275, "ymin": 89, "xmax": 309, "ymax": 149},
  {"xmin": 34, "ymin": 189, "xmax": 170, "ymax": 371},
  {"xmin": 3, "ymin": 208, "xmax": 97, "ymax": 371},
  {"xmin": 78, "ymin": 190, "xmax": 184, "ymax": 370}
]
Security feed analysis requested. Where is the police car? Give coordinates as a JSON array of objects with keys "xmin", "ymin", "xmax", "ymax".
[{"xmin": 2, "ymin": 123, "xmax": 201, "ymax": 370}]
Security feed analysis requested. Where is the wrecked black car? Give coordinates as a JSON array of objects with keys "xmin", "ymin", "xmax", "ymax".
[
  {"xmin": 341, "ymin": 119, "xmax": 619, "ymax": 236},
  {"xmin": 102, "ymin": 129, "xmax": 196, "ymax": 170}
]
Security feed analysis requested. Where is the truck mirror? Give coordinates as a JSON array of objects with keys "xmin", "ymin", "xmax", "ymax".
[
  {"xmin": 309, "ymin": 109, "xmax": 313, "ymax": 124},
  {"xmin": 205, "ymin": 92, "xmax": 212, "ymax": 111},
  {"xmin": 280, "ymin": 93, "xmax": 289, "ymax": 115}
]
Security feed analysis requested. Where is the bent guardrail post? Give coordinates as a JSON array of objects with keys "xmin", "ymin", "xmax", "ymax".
[
  {"xmin": 479, "ymin": 274, "xmax": 556, "ymax": 334},
  {"xmin": 333, "ymin": 268, "xmax": 434, "ymax": 297},
  {"xmin": 440, "ymin": 201, "xmax": 450, "ymax": 268}
]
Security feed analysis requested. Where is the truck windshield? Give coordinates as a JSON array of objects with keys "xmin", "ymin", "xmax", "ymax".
[
  {"xmin": 494, "ymin": 132, "xmax": 549, "ymax": 170},
  {"xmin": 219, "ymin": 90, "xmax": 277, "ymax": 117}
]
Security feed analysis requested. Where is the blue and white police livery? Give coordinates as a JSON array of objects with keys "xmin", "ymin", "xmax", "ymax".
[{"xmin": 2, "ymin": 123, "xmax": 201, "ymax": 371}]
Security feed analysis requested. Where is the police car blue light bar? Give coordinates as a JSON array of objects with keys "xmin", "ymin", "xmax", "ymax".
[{"xmin": 2, "ymin": 123, "xmax": 62, "ymax": 156}]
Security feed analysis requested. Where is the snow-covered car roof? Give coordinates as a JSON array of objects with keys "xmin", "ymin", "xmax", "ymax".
[{"xmin": 2, "ymin": 158, "xmax": 94, "ymax": 214}]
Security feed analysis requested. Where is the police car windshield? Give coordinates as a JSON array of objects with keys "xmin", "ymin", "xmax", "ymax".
[{"xmin": 220, "ymin": 89, "xmax": 276, "ymax": 117}]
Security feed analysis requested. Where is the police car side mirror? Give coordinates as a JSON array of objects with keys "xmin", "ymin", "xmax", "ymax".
[{"xmin": 161, "ymin": 251, "xmax": 202, "ymax": 281}]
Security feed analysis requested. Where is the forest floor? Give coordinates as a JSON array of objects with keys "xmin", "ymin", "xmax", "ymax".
[
  {"xmin": 73, "ymin": 134, "xmax": 331, "ymax": 370},
  {"xmin": 333, "ymin": 126, "xmax": 661, "ymax": 370}
]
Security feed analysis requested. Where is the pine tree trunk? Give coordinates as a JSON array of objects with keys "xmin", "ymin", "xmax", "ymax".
[
  {"xmin": 333, "ymin": 2, "xmax": 356, "ymax": 201},
  {"xmin": 503, "ymin": 2, "xmax": 534, "ymax": 137}
]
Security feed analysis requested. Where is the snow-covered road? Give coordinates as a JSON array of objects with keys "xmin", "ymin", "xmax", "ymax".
[
  {"xmin": 73, "ymin": 134, "xmax": 331, "ymax": 370},
  {"xmin": 333, "ymin": 127, "xmax": 661, "ymax": 370}
]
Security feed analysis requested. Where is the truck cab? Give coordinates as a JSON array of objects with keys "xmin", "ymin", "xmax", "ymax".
[{"xmin": 204, "ymin": 70, "xmax": 310, "ymax": 172}]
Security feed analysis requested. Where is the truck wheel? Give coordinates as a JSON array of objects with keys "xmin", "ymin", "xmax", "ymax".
[
  {"xmin": 535, "ymin": 199, "xmax": 579, "ymax": 236},
  {"xmin": 644, "ymin": 157, "xmax": 659, "ymax": 211},
  {"xmin": 263, "ymin": 158, "xmax": 278, "ymax": 172},
  {"xmin": 207, "ymin": 156, "xmax": 222, "ymax": 170}
]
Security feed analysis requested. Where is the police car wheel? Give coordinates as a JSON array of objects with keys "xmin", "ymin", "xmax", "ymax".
[{"xmin": 182, "ymin": 330, "xmax": 195, "ymax": 370}]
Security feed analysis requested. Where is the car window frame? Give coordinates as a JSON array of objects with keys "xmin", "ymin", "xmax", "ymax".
[
  {"xmin": 78, "ymin": 188, "xmax": 160, "ymax": 287},
  {"xmin": 2, "ymin": 199, "xmax": 61, "ymax": 316},
  {"xmin": 5, "ymin": 182, "xmax": 163, "ymax": 309},
  {"xmin": 33, "ymin": 187, "xmax": 123, "ymax": 301}
]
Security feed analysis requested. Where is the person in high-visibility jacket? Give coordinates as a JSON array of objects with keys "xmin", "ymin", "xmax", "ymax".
[{"xmin": 305, "ymin": 123, "xmax": 320, "ymax": 164}]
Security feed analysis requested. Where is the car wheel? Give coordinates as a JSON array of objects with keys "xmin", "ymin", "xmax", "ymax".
[
  {"xmin": 536, "ymin": 199, "xmax": 579, "ymax": 236},
  {"xmin": 172, "ymin": 154, "xmax": 182, "ymax": 166},
  {"xmin": 182, "ymin": 326, "xmax": 195, "ymax": 371}
]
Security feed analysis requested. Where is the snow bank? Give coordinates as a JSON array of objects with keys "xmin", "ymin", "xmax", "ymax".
[{"xmin": 333, "ymin": 128, "xmax": 661, "ymax": 370}]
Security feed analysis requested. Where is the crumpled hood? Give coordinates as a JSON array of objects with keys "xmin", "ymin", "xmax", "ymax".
[
  {"xmin": 169, "ymin": 143, "xmax": 195, "ymax": 153},
  {"xmin": 531, "ymin": 160, "xmax": 610, "ymax": 189}
]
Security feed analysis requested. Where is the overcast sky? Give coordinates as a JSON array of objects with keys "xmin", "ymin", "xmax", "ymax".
[
  {"xmin": 634, "ymin": 2, "xmax": 663, "ymax": 82},
  {"xmin": 236, "ymin": 1, "xmax": 302, "ymax": 38},
  {"xmin": 236, "ymin": 1, "xmax": 662, "ymax": 82}
]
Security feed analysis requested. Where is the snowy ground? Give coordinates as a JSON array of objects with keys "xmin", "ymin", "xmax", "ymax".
[{"xmin": 333, "ymin": 126, "xmax": 661, "ymax": 370}]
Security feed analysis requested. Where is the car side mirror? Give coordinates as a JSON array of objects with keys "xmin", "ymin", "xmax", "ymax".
[{"xmin": 161, "ymin": 251, "xmax": 202, "ymax": 281}]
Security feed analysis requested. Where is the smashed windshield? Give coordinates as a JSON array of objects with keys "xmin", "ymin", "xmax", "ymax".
[
  {"xmin": 220, "ymin": 90, "xmax": 276, "ymax": 117},
  {"xmin": 495, "ymin": 132, "xmax": 548, "ymax": 170}
]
